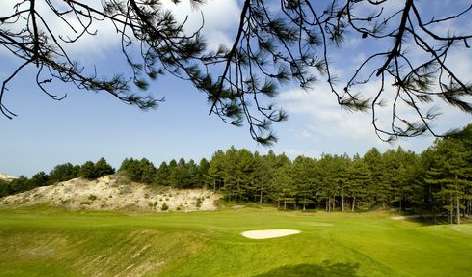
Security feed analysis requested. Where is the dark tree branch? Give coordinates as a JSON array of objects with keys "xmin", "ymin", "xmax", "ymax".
[{"xmin": 0, "ymin": 0, "xmax": 471, "ymax": 144}]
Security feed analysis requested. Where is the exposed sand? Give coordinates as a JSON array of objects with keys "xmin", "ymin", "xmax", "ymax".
[
  {"xmin": 0, "ymin": 173, "xmax": 17, "ymax": 181},
  {"xmin": 391, "ymin": 215, "xmax": 421, "ymax": 220},
  {"xmin": 241, "ymin": 229, "xmax": 301, "ymax": 239}
]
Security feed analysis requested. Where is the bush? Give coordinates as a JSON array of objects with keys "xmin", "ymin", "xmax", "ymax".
[
  {"xmin": 115, "ymin": 175, "xmax": 131, "ymax": 187},
  {"xmin": 79, "ymin": 158, "xmax": 115, "ymax": 180},
  {"xmin": 88, "ymin": 194, "xmax": 97, "ymax": 201},
  {"xmin": 30, "ymin": 172, "xmax": 49, "ymax": 187},
  {"xmin": 119, "ymin": 158, "xmax": 156, "ymax": 184},
  {"xmin": 79, "ymin": 161, "xmax": 96, "ymax": 179},
  {"xmin": 196, "ymin": 197, "xmax": 203, "ymax": 208},
  {"xmin": 119, "ymin": 185, "xmax": 132, "ymax": 195},
  {"xmin": 49, "ymin": 163, "xmax": 80, "ymax": 183},
  {"xmin": 7, "ymin": 177, "xmax": 31, "ymax": 195},
  {"xmin": 95, "ymin": 158, "xmax": 115, "ymax": 177},
  {"xmin": 161, "ymin": 203, "xmax": 169, "ymax": 211},
  {"xmin": 0, "ymin": 179, "xmax": 13, "ymax": 197}
]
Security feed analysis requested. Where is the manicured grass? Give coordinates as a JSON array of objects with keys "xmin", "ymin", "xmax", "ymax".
[{"xmin": 0, "ymin": 206, "xmax": 471, "ymax": 276}]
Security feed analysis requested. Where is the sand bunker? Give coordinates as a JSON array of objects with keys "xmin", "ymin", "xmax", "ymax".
[
  {"xmin": 241, "ymin": 229, "xmax": 301, "ymax": 239},
  {"xmin": 391, "ymin": 215, "xmax": 425, "ymax": 220}
]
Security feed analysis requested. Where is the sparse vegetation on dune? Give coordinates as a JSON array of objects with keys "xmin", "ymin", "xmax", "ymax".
[
  {"xmin": 1, "ymin": 175, "xmax": 220, "ymax": 212},
  {"xmin": 0, "ymin": 206, "xmax": 471, "ymax": 276}
]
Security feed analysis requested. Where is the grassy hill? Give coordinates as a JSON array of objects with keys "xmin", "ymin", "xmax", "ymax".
[{"xmin": 0, "ymin": 206, "xmax": 471, "ymax": 276}]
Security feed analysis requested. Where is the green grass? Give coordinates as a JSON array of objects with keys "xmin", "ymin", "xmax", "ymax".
[{"xmin": 0, "ymin": 206, "xmax": 471, "ymax": 276}]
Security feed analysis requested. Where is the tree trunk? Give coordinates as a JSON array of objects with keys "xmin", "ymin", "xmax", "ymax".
[
  {"xmin": 341, "ymin": 194, "xmax": 344, "ymax": 212},
  {"xmin": 467, "ymin": 200, "xmax": 472, "ymax": 216},
  {"xmin": 303, "ymin": 196, "xmax": 306, "ymax": 211},
  {"xmin": 259, "ymin": 186, "xmax": 263, "ymax": 204},
  {"xmin": 449, "ymin": 196, "xmax": 453, "ymax": 224},
  {"xmin": 456, "ymin": 194, "xmax": 461, "ymax": 225},
  {"xmin": 468, "ymin": 200, "xmax": 471, "ymax": 216},
  {"xmin": 399, "ymin": 196, "xmax": 402, "ymax": 213},
  {"xmin": 237, "ymin": 180, "xmax": 241, "ymax": 202},
  {"xmin": 284, "ymin": 199, "xmax": 287, "ymax": 210},
  {"xmin": 352, "ymin": 197, "xmax": 356, "ymax": 212},
  {"xmin": 467, "ymin": 200, "xmax": 469, "ymax": 216}
]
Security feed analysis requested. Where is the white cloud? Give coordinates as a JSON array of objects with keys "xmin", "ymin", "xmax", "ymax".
[
  {"xmin": 279, "ymin": 85, "xmax": 383, "ymax": 144},
  {"xmin": 161, "ymin": 0, "xmax": 240, "ymax": 50},
  {"xmin": 277, "ymin": 67, "xmax": 471, "ymax": 155}
]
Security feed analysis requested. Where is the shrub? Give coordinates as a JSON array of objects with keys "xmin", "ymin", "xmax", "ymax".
[
  {"xmin": 161, "ymin": 203, "xmax": 169, "ymax": 211},
  {"xmin": 115, "ymin": 175, "xmax": 131, "ymax": 187},
  {"xmin": 94, "ymin": 158, "xmax": 115, "ymax": 177},
  {"xmin": 30, "ymin": 172, "xmax": 49, "ymax": 187},
  {"xmin": 119, "ymin": 185, "xmax": 132, "ymax": 195},
  {"xmin": 196, "ymin": 197, "xmax": 203, "ymax": 208},
  {"xmin": 79, "ymin": 161, "xmax": 97, "ymax": 179},
  {"xmin": 49, "ymin": 163, "xmax": 80, "ymax": 183},
  {"xmin": 119, "ymin": 158, "xmax": 156, "ymax": 184},
  {"xmin": 0, "ymin": 179, "xmax": 13, "ymax": 197},
  {"xmin": 79, "ymin": 158, "xmax": 115, "ymax": 180},
  {"xmin": 7, "ymin": 176, "xmax": 31, "ymax": 195}
]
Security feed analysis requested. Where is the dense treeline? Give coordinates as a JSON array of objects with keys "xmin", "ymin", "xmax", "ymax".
[
  {"xmin": 119, "ymin": 125, "xmax": 472, "ymax": 224},
  {"xmin": 1, "ymin": 126, "xmax": 471, "ymax": 224}
]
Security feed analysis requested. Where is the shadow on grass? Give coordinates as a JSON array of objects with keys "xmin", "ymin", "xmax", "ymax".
[
  {"xmin": 406, "ymin": 216, "xmax": 444, "ymax": 226},
  {"xmin": 255, "ymin": 261, "xmax": 360, "ymax": 277},
  {"xmin": 398, "ymin": 214, "xmax": 459, "ymax": 226}
]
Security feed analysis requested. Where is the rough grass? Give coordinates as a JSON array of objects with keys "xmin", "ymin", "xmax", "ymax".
[{"xmin": 0, "ymin": 206, "xmax": 471, "ymax": 276}]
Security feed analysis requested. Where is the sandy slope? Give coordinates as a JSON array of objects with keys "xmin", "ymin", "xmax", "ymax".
[
  {"xmin": 0, "ymin": 173, "xmax": 17, "ymax": 181},
  {"xmin": 1, "ymin": 175, "xmax": 220, "ymax": 212}
]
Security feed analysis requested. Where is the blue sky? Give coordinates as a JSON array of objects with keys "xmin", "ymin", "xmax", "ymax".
[{"xmin": 1, "ymin": 0, "xmax": 471, "ymax": 176}]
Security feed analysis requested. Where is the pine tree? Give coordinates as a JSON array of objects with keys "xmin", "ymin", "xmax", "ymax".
[
  {"xmin": 364, "ymin": 148, "xmax": 389, "ymax": 208},
  {"xmin": 94, "ymin": 158, "xmax": 115, "ymax": 177},
  {"xmin": 291, "ymin": 156, "xmax": 317, "ymax": 210},
  {"xmin": 49, "ymin": 163, "xmax": 80, "ymax": 184},
  {"xmin": 198, "ymin": 158, "xmax": 210, "ymax": 188},
  {"xmin": 119, "ymin": 158, "xmax": 156, "ymax": 184},
  {"xmin": 425, "ymin": 138, "xmax": 471, "ymax": 224},
  {"xmin": 79, "ymin": 161, "xmax": 97, "ymax": 179},
  {"xmin": 209, "ymin": 151, "xmax": 226, "ymax": 191},
  {"xmin": 346, "ymin": 156, "xmax": 370, "ymax": 211},
  {"xmin": 155, "ymin": 162, "xmax": 171, "ymax": 186},
  {"xmin": 272, "ymin": 165, "xmax": 294, "ymax": 209},
  {"xmin": 30, "ymin": 171, "xmax": 50, "ymax": 187}
]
